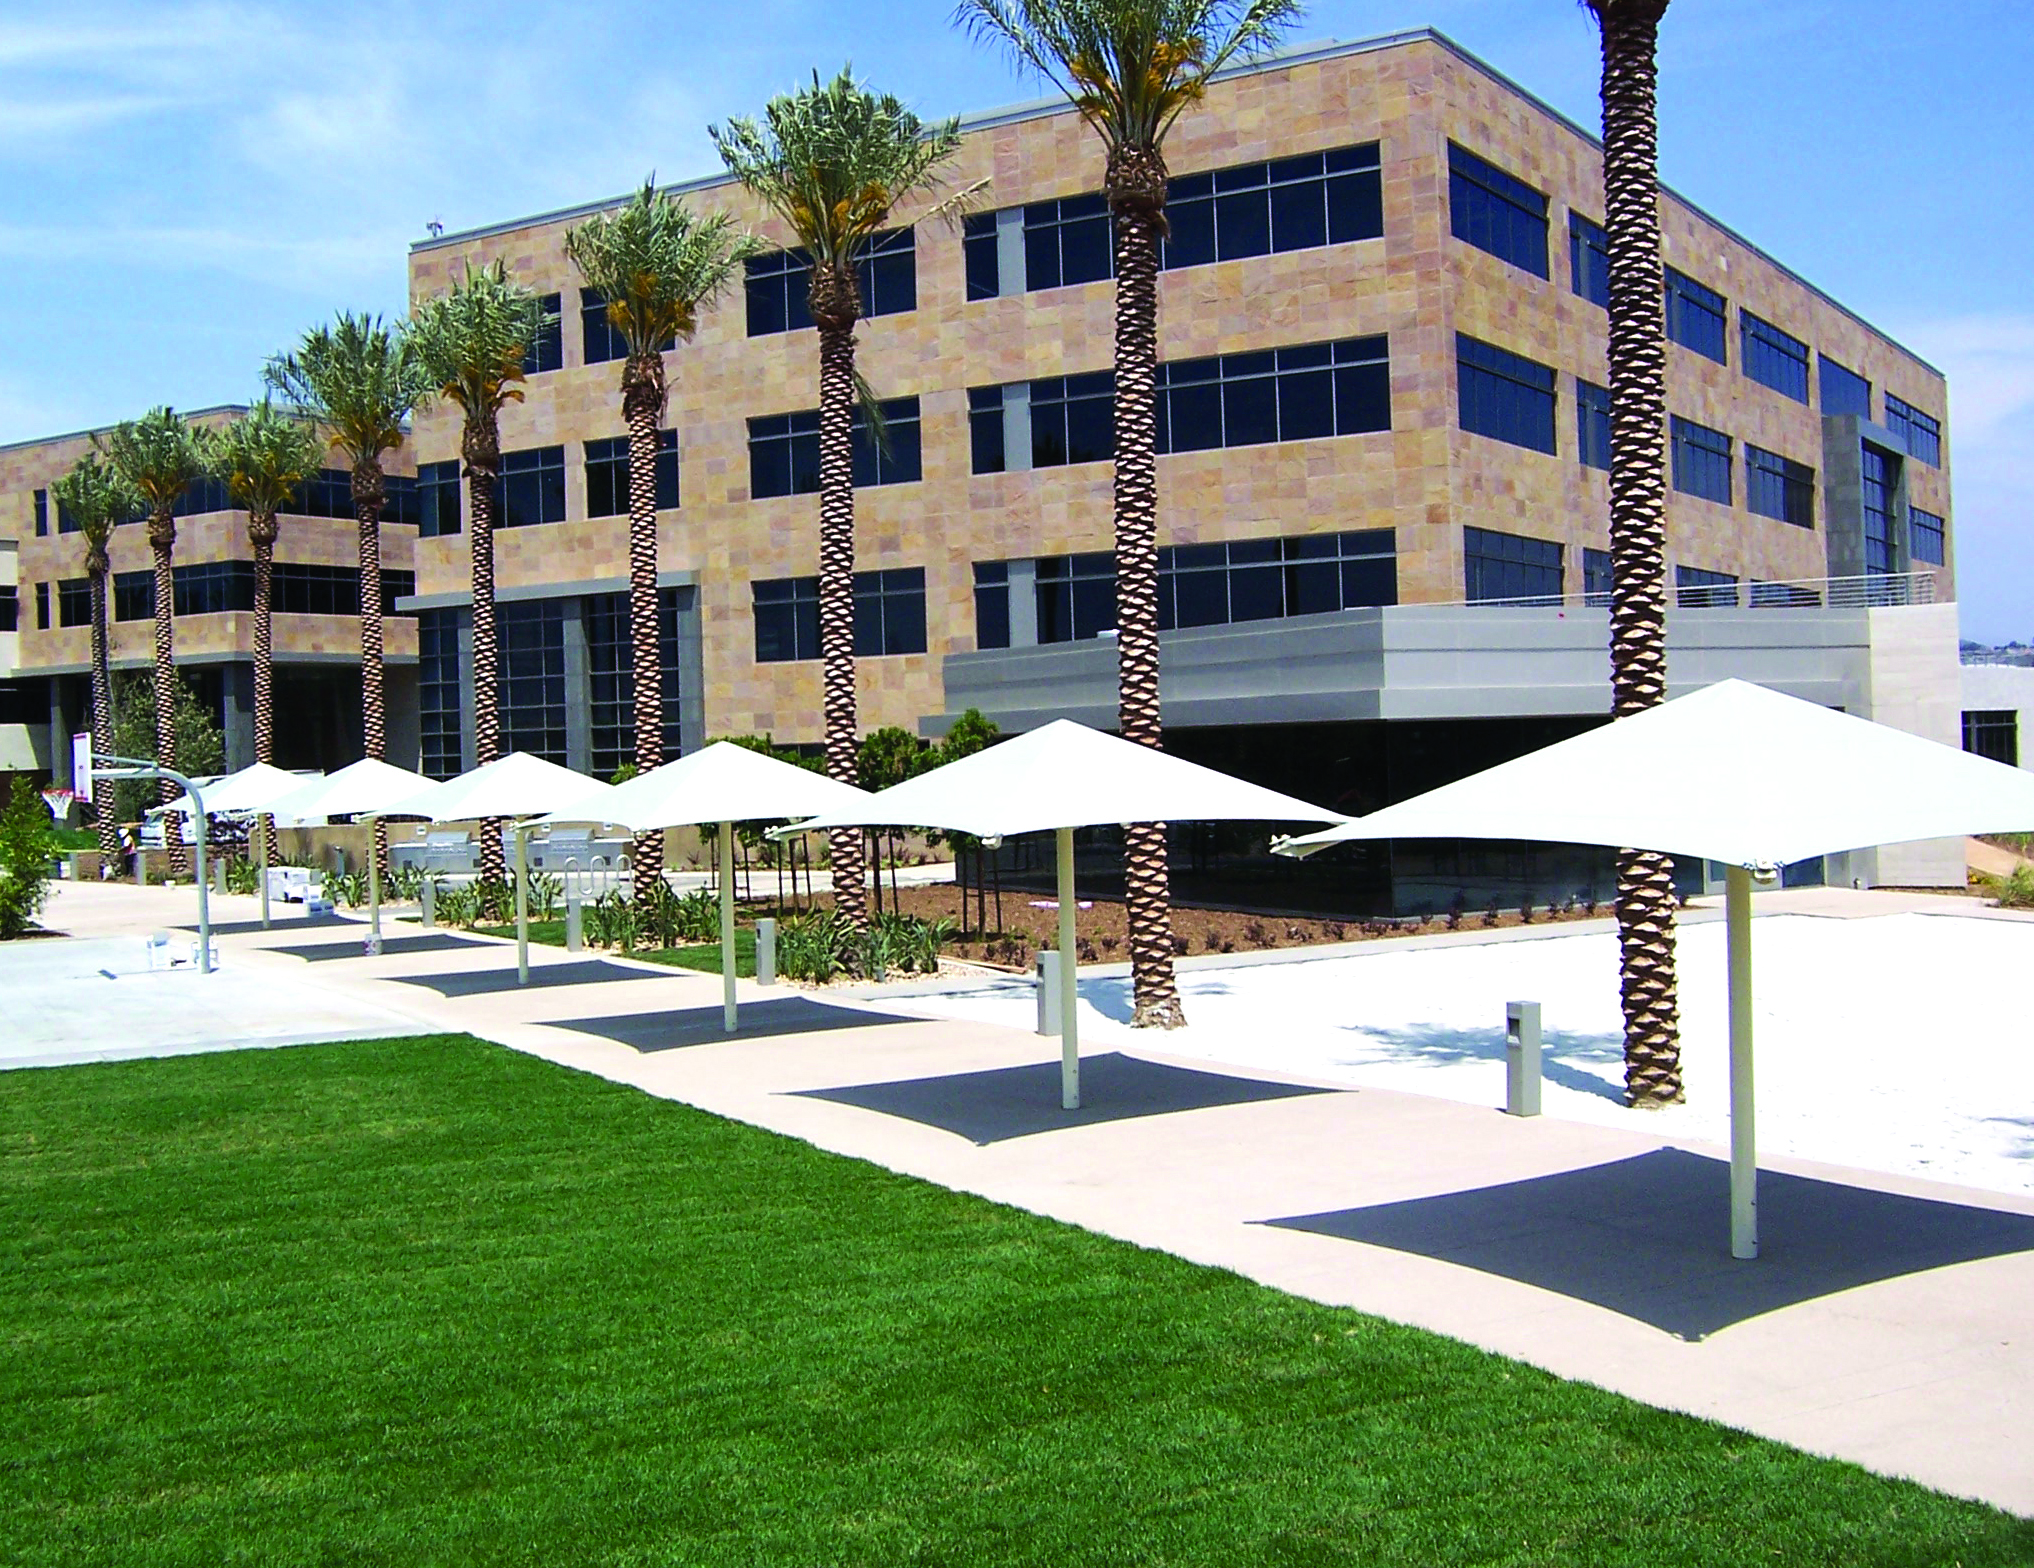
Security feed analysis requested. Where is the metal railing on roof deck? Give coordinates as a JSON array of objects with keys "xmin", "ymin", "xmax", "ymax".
[{"xmin": 1444, "ymin": 569, "xmax": 1940, "ymax": 612}]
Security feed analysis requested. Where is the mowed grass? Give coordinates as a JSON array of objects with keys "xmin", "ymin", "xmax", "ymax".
[{"xmin": 2, "ymin": 1037, "xmax": 2027, "ymax": 1566}]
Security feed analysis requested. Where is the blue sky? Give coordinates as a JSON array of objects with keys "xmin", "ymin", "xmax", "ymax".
[{"xmin": 3, "ymin": 0, "xmax": 2028, "ymax": 637}]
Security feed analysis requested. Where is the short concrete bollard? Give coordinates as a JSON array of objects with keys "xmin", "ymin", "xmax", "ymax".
[
  {"xmin": 420, "ymin": 877, "xmax": 436, "ymax": 928},
  {"xmin": 1036, "ymin": 948, "xmax": 1061, "ymax": 1037},
  {"xmin": 213, "ymin": 857, "xmax": 229, "ymax": 896},
  {"xmin": 564, "ymin": 890, "xmax": 583, "ymax": 952},
  {"xmin": 756, "ymin": 917, "xmax": 777, "ymax": 986},
  {"xmin": 1506, "ymin": 1000, "xmax": 1543, "ymax": 1118},
  {"xmin": 136, "ymin": 852, "xmax": 149, "ymax": 888}
]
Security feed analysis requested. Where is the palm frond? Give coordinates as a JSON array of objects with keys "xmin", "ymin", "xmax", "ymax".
[
  {"xmin": 95, "ymin": 406, "xmax": 209, "ymax": 512},
  {"xmin": 564, "ymin": 179, "xmax": 761, "ymax": 361},
  {"xmin": 211, "ymin": 400, "xmax": 326, "ymax": 520},
  {"xmin": 49, "ymin": 452, "xmax": 141, "ymax": 558},
  {"xmin": 405, "ymin": 262, "xmax": 549, "ymax": 427},
  {"xmin": 266, "ymin": 313, "xmax": 429, "ymax": 465},
  {"xmin": 712, "ymin": 67, "xmax": 964, "ymax": 269},
  {"xmin": 955, "ymin": 0, "xmax": 1303, "ymax": 153}
]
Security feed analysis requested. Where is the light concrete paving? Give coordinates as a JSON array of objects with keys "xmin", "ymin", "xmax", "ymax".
[{"xmin": 21, "ymin": 879, "xmax": 2034, "ymax": 1516}]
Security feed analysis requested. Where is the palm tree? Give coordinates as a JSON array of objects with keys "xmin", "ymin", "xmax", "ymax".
[
  {"xmin": 212, "ymin": 401, "xmax": 324, "ymax": 861},
  {"xmin": 407, "ymin": 264, "xmax": 548, "ymax": 884},
  {"xmin": 99, "ymin": 407, "xmax": 209, "ymax": 878},
  {"xmin": 1586, "ymin": 0, "xmax": 1682, "ymax": 1106},
  {"xmin": 957, "ymin": 0, "xmax": 1300, "ymax": 1027},
  {"xmin": 565, "ymin": 181, "xmax": 758, "ymax": 903},
  {"xmin": 267, "ymin": 316, "xmax": 430, "ymax": 877},
  {"xmin": 49, "ymin": 454, "xmax": 141, "ymax": 863},
  {"xmin": 713, "ymin": 69, "xmax": 963, "ymax": 936}
]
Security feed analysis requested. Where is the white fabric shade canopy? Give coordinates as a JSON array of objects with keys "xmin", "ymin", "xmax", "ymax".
[
  {"xmin": 158, "ymin": 762, "xmax": 316, "ymax": 819},
  {"xmin": 1276, "ymin": 679, "xmax": 2034, "ymax": 1261},
  {"xmin": 785, "ymin": 720, "xmax": 1342, "ymax": 1109},
  {"xmin": 267, "ymin": 758, "xmax": 437, "ymax": 824},
  {"xmin": 541, "ymin": 741, "xmax": 874, "ymax": 1033}
]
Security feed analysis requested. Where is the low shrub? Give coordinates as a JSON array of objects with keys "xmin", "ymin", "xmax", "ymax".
[
  {"xmin": 0, "ymin": 778, "xmax": 57, "ymax": 939},
  {"xmin": 1994, "ymin": 864, "xmax": 2034, "ymax": 909}
]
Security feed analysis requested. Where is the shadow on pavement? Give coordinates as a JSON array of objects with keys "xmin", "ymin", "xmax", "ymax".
[
  {"xmin": 796, "ymin": 1050, "xmax": 1338, "ymax": 1145},
  {"xmin": 552, "ymin": 996, "xmax": 922, "ymax": 1052},
  {"xmin": 1263, "ymin": 1147, "xmax": 2034, "ymax": 1340},
  {"xmin": 389, "ymin": 959, "xmax": 672, "ymax": 997},
  {"xmin": 175, "ymin": 915, "xmax": 353, "ymax": 936},
  {"xmin": 271, "ymin": 932, "xmax": 492, "ymax": 962}
]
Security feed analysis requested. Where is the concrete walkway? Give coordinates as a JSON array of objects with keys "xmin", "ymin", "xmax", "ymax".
[{"xmin": 20, "ymin": 879, "xmax": 2034, "ymax": 1516}]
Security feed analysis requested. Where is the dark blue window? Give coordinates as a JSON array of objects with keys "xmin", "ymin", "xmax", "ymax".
[
  {"xmin": 1751, "ymin": 581, "xmax": 1821, "ymax": 607},
  {"xmin": 1464, "ymin": 526, "xmax": 1562, "ymax": 604},
  {"xmin": 1745, "ymin": 445, "xmax": 1815, "ymax": 527},
  {"xmin": 972, "ymin": 561, "xmax": 1010, "ymax": 649},
  {"xmin": 1457, "ymin": 335, "xmax": 1556, "ymax": 455},
  {"xmin": 754, "ymin": 569, "xmax": 925, "ymax": 661},
  {"xmin": 1819, "ymin": 356, "xmax": 1872, "ymax": 418},
  {"xmin": 523, "ymin": 292, "xmax": 562, "ymax": 375},
  {"xmin": 744, "ymin": 228, "xmax": 915, "ymax": 336},
  {"xmin": 1741, "ymin": 311, "xmax": 1809, "ymax": 402},
  {"xmin": 1910, "ymin": 506, "xmax": 1946, "ymax": 566},
  {"xmin": 285, "ymin": 468, "xmax": 355, "ymax": 520},
  {"xmin": 1448, "ymin": 144, "xmax": 1548, "ymax": 278},
  {"xmin": 1025, "ymin": 193, "xmax": 1113, "ymax": 290},
  {"xmin": 1164, "ymin": 143, "xmax": 1382, "ymax": 270},
  {"xmin": 1157, "ymin": 337, "xmax": 1389, "ymax": 454},
  {"xmin": 1664, "ymin": 268, "xmax": 1727, "ymax": 363},
  {"xmin": 585, "ymin": 431, "xmax": 679, "ymax": 516},
  {"xmin": 1670, "ymin": 416, "xmax": 1732, "ymax": 504},
  {"xmin": 0, "ymin": 586, "xmax": 17, "ymax": 632},
  {"xmin": 495, "ymin": 446, "xmax": 567, "ymax": 528},
  {"xmin": 417, "ymin": 460, "xmax": 461, "ymax": 538},
  {"xmin": 580, "ymin": 287, "xmax": 677, "ymax": 365},
  {"xmin": 747, "ymin": 397, "xmax": 920, "ymax": 499},
  {"xmin": 1885, "ymin": 394, "xmax": 1941, "ymax": 466},
  {"xmin": 1583, "ymin": 547, "xmax": 1613, "ymax": 605},
  {"xmin": 57, "ymin": 579, "xmax": 92, "ymax": 628},
  {"xmin": 501, "ymin": 598, "xmax": 569, "ymax": 764},
  {"xmin": 114, "ymin": 570, "xmax": 153, "ymax": 622},
  {"xmin": 172, "ymin": 476, "xmax": 234, "ymax": 518},
  {"xmin": 1676, "ymin": 565, "xmax": 1739, "ymax": 608},
  {"xmin": 963, "ymin": 212, "xmax": 1000, "ymax": 300},
  {"xmin": 1036, "ymin": 552, "xmax": 1117, "ymax": 643},
  {"xmin": 33, "ymin": 489, "xmax": 48, "ymax": 537},
  {"xmin": 1569, "ymin": 213, "xmax": 1609, "ymax": 307},
  {"xmin": 1029, "ymin": 372, "xmax": 1115, "ymax": 468},
  {"xmin": 584, "ymin": 586, "xmax": 684, "ymax": 774},
  {"xmin": 1577, "ymin": 378, "xmax": 1611, "ymax": 471},
  {"xmin": 1861, "ymin": 446, "xmax": 1895, "ymax": 572},
  {"xmin": 172, "ymin": 560, "xmax": 255, "ymax": 615},
  {"xmin": 418, "ymin": 607, "xmax": 463, "ymax": 779},
  {"xmin": 1158, "ymin": 530, "xmax": 1395, "ymax": 630},
  {"xmin": 270, "ymin": 563, "xmax": 413, "ymax": 616}
]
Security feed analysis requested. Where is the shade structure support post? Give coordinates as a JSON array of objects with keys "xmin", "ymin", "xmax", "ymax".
[
  {"xmin": 1058, "ymin": 826, "xmax": 1078, "ymax": 1110},
  {"xmin": 192, "ymin": 800, "xmax": 211, "ymax": 975},
  {"xmin": 514, "ymin": 824, "xmax": 531, "ymax": 986},
  {"xmin": 257, "ymin": 813, "xmax": 270, "ymax": 930},
  {"xmin": 720, "ymin": 821, "xmax": 738, "ymax": 1032},
  {"xmin": 1727, "ymin": 864, "xmax": 1757, "ymax": 1261},
  {"xmin": 366, "ymin": 816, "xmax": 383, "ymax": 956}
]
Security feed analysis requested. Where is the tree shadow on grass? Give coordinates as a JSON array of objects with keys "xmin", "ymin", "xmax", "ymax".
[{"xmin": 1263, "ymin": 1147, "xmax": 2034, "ymax": 1340}]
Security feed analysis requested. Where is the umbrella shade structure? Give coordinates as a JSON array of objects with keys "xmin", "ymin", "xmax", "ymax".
[
  {"xmin": 785, "ymin": 720, "xmax": 1343, "ymax": 1109},
  {"xmin": 1276, "ymin": 679, "xmax": 2034, "ymax": 1261},
  {"xmin": 266, "ymin": 758, "xmax": 439, "ymax": 952},
  {"xmin": 158, "ymin": 762, "xmax": 312, "ymax": 818},
  {"xmin": 541, "ymin": 741, "xmax": 874, "ymax": 1033},
  {"xmin": 393, "ymin": 752, "xmax": 620, "ymax": 985}
]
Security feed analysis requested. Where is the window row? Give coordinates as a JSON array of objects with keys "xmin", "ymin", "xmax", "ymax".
[
  {"xmin": 748, "ymin": 399, "xmax": 923, "ymax": 500},
  {"xmin": 1464, "ymin": 526, "xmax": 1837, "ymax": 609},
  {"xmin": 94, "ymin": 563, "xmax": 417, "ymax": 621},
  {"xmin": 753, "ymin": 568, "xmax": 927, "ymax": 662},
  {"xmin": 35, "ymin": 469, "xmax": 429, "ymax": 534}
]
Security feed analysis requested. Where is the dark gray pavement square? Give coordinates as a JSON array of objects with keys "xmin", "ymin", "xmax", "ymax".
[
  {"xmin": 1264, "ymin": 1147, "xmax": 2034, "ymax": 1340},
  {"xmin": 272, "ymin": 932, "xmax": 492, "ymax": 962},
  {"xmin": 552, "ymin": 996, "xmax": 922, "ymax": 1052},
  {"xmin": 176, "ymin": 914, "xmax": 353, "ymax": 936},
  {"xmin": 796, "ymin": 1051, "xmax": 1338, "ymax": 1144},
  {"xmin": 391, "ymin": 959, "xmax": 671, "ymax": 997}
]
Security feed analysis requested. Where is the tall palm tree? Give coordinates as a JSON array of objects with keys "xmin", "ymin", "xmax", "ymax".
[
  {"xmin": 49, "ymin": 454, "xmax": 141, "ymax": 862},
  {"xmin": 99, "ymin": 407, "xmax": 209, "ymax": 878},
  {"xmin": 957, "ymin": 0, "xmax": 1300, "ymax": 1027},
  {"xmin": 714, "ymin": 69, "xmax": 963, "ymax": 936},
  {"xmin": 267, "ymin": 315, "xmax": 430, "ymax": 877},
  {"xmin": 565, "ymin": 182, "xmax": 758, "ymax": 903},
  {"xmin": 408, "ymin": 264, "xmax": 548, "ymax": 884},
  {"xmin": 1587, "ymin": 0, "xmax": 1682, "ymax": 1106},
  {"xmin": 212, "ymin": 401, "xmax": 325, "ymax": 861}
]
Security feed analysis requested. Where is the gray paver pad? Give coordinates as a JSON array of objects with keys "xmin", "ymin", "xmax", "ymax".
[{"xmin": 391, "ymin": 960, "xmax": 672, "ymax": 997}]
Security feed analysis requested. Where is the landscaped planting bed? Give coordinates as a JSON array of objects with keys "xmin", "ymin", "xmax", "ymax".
[{"xmin": 3, "ymin": 1035, "xmax": 2027, "ymax": 1564}]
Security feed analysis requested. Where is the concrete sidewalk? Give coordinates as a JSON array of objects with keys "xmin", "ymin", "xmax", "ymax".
[{"xmin": 24, "ymin": 879, "xmax": 2034, "ymax": 1516}]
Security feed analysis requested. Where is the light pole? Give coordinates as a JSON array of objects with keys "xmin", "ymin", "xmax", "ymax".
[{"xmin": 92, "ymin": 755, "xmax": 212, "ymax": 974}]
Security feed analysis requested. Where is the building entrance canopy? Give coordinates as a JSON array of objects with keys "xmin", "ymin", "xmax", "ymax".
[{"xmin": 1276, "ymin": 678, "xmax": 2034, "ymax": 1261}]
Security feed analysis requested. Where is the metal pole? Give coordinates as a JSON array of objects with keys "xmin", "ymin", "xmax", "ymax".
[
  {"xmin": 564, "ymin": 887, "xmax": 582, "ymax": 951},
  {"xmin": 515, "ymin": 824, "xmax": 531, "ymax": 986},
  {"xmin": 257, "ymin": 812, "xmax": 271, "ymax": 929},
  {"xmin": 1057, "ymin": 825, "xmax": 1078, "ymax": 1109},
  {"xmin": 192, "ymin": 794, "xmax": 211, "ymax": 975},
  {"xmin": 756, "ymin": 917, "xmax": 776, "ymax": 986},
  {"xmin": 1727, "ymin": 865, "xmax": 1758, "ymax": 1260},
  {"xmin": 720, "ymin": 820, "xmax": 737, "ymax": 1032},
  {"xmin": 420, "ymin": 874, "xmax": 435, "ymax": 929},
  {"xmin": 366, "ymin": 814, "xmax": 383, "ymax": 956}
]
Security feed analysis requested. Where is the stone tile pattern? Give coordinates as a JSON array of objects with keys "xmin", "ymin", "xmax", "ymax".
[
  {"xmin": 389, "ymin": 34, "xmax": 1951, "ymax": 746},
  {"xmin": 5, "ymin": 409, "xmax": 418, "ymax": 677}
]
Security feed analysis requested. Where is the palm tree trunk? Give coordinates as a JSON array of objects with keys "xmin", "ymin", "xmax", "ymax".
[
  {"xmin": 87, "ymin": 570, "xmax": 117, "ymax": 861},
  {"xmin": 465, "ymin": 428, "xmax": 505, "ymax": 884},
  {"xmin": 149, "ymin": 511, "xmax": 188, "ymax": 879},
  {"xmin": 814, "ymin": 314, "xmax": 867, "ymax": 934},
  {"xmin": 354, "ymin": 461, "xmax": 389, "ymax": 878},
  {"xmin": 623, "ymin": 353, "xmax": 666, "ymax": 904},
  {"xmin": 1597, "ymin": 0, "xmax": 1682, "ymax": 1106},
  {"xmin": 1108, "ymin": 156, "xmax": 1184, "ymax": 1030},
  {"xmin": 252, "ymin": 528, "xmax": 278, "ymax": 863}
]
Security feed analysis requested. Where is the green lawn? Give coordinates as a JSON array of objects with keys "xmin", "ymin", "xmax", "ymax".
[
  {"xmin": 473, "ymin": 921, "xmax": 757, "ymax": 976},
  {"xmin": 2, "ymin": 1037, "xmax": 2026, "ymax": 1566}
]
